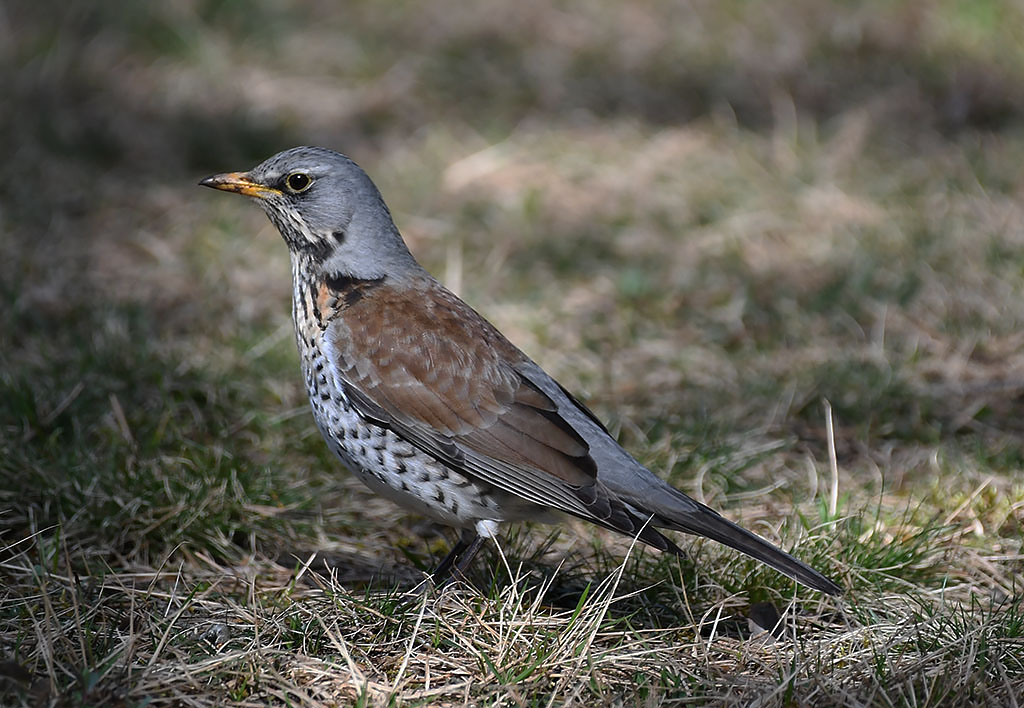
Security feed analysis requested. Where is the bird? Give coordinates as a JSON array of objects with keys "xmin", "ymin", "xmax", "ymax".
[{"xmin": 200, "ymin": 146, "xmax": 841, "ymax": 595}]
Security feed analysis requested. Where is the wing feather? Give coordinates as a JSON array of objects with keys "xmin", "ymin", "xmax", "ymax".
[{"xmin": 322, "ymin": 275, "xmax": 665, "ymax": 541}]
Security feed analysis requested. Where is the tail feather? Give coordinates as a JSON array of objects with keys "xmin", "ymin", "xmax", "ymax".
[
  {"xmin": 513, "ymin": 361, "xmax": 841, "ymax": 595},
  {"xmin": 653, "ymin": 491, "xmax": 842, "ymax": 595}
]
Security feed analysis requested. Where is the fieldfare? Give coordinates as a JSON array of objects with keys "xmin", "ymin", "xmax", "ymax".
[{"xmin": 200, "ymin": 147, "xmax": 841, "ymax": 595}]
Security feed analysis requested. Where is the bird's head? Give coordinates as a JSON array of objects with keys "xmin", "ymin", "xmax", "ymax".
[{"xmin": 200, "ymin": 146, "xmax": 415, "ymax": 278}]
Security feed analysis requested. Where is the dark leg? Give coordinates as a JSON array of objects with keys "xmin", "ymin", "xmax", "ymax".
[
  {"xmin": 432, "ymin": 529, "xmax": 485, "ymax": 583},
  {"xmin": 452, "ymin": 533, "xmax": 486, "ymax": 576}
]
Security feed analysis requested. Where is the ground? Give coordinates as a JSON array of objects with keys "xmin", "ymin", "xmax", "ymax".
[{"xmin": 2, "ymin": 1, "xmax": 1024, "ymax": 705}]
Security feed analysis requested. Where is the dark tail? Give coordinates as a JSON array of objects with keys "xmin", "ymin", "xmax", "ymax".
[{"xmin": 651, "ymin": 490, "xmax": 842, "ymax": 595}]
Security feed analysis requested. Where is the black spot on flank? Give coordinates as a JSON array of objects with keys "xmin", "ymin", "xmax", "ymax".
[
  {"xmin": 396, "ymin": 460, "xmax": 407, "ymax": 475},
  {"xmin": 319, "ymin": 392, "xmax": 330, "ymax": 401},
  {"xmin": 401, "ymin": 481, "xmax": 409, "ymax": 491},
  {"xmin": 434, "ymin": 489, "xmax": 446, "ymax": 505},
  {"xmin": 332, "ymin": 230, "xmax": 345, "ymax": 243}
]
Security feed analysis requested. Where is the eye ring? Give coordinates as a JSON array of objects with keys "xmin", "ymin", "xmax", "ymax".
[{"xmin": 284, "ymin": 172, "xmax": 313, "ymax": 193}]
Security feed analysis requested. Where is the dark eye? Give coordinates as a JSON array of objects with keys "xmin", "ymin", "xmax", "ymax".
[{"xmin": 285, "ymin": 172, "xmax": 312, "ymax": 193}]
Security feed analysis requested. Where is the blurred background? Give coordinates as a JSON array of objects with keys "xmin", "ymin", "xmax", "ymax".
[
  {"xmin": 6, "ymin": 0, "xmax": 1024, "ymax": 560},
  {"xmin": 4, "ymin": 0, "xmax": 1024, "ymax": 703},
  {"xmin": 5, "ymin": 0, "xmax": 1024, "ymax": 568}
]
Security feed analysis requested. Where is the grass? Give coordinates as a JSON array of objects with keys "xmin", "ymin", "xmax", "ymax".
[{"xmin": 3, "ymin": 0, "xmax": 1024, "ymax": 705}]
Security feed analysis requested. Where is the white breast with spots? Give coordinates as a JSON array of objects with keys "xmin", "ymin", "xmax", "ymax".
[{"xmin": 290, "ymin": 286, "xmax": 528, "ymax": 532}]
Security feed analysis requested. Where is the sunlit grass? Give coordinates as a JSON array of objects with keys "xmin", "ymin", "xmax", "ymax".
[{"xmin": 3, "ymin": 0, "xmax": 1024, "ymax": 705}]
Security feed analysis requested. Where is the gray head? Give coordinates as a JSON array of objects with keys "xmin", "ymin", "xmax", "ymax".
[{"xmin": 200, "ymin": 147, "xmax": 418, "ymax": 279}]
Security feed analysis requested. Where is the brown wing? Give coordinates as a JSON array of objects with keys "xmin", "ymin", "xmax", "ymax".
[
  {"xmin": 324, "ymin": 277, "xmax": 593, "ymax": 487},
  {"xmin": 320, "ymin": 273, "xmax": 673, "ymax": 546}
]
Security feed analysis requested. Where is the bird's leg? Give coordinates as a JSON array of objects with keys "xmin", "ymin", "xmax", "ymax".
[
  {"xmin": 432, "ymin": 529, "xmax": 485, "ymax": 583},
  {"xmin": 452, "ymin": 533, "xmax": 486, "ymax": 576}
]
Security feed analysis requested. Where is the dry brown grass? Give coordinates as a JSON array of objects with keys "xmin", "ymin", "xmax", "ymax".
[{"xmin": 3, "ymin": 1, "xmax": 1024, "ymax": 705}]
